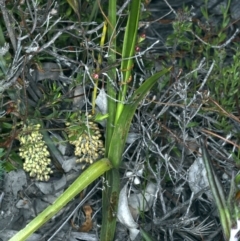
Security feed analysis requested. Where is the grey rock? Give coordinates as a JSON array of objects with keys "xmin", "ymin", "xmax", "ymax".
[
  {"xmin": 3, "ymin": 169, "xmax": 27, "ymax": 197},
  {"xmin": 231, "ymin": 0, "xmax": 240, "ymax": 21},
  {"xmin": 206, "ymin": 0, "xmax": 228, "ymax": 15},
  {"xmin": 0, "ymin": 230, "xmax": 42, "ymax": 241}
]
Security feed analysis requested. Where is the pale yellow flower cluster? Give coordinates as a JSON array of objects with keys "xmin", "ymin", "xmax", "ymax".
[
  {"xmin": 66, "ymin": 115, "xmax": 105, "ymax": 167},
  {"xmin": 18, "ymin": 123, "xmax": 53, "ymax": 181}
]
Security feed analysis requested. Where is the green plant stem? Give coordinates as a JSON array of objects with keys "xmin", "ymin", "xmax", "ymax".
[
  {"xmin": 100, "ymin": 1, "xmax": 118, "ymax": 240},
  {"xmin": 105, "ymin": 0, "xmax": 117, "ymax": 152},
  {"xmin": 9, "ymin": 158, "xmax": 112, "ymax": 241},
  {"xmin": 100, "ymin": 168, "xmax": 120, "ymax": 241}
]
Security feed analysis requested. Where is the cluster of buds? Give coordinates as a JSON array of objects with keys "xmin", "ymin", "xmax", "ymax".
[
  {"xmin": 66, "ymin": 114, "xmax": 105, "ymax": 167},
  {"xmin": 18, "ymin": 123, "xmax": 53, "ymax": 181}
]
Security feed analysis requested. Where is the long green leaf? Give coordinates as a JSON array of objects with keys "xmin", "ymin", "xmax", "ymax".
[
  {"xmin": 201, "ymin": 139, "xmax": 231, "ymax": 240},
  {"xmin": 115, "ymin": 0, "xmax": 141, "ymax": 122},
  {"xmin": 110, "ymin": 67, "xmax": 171, "ymax": 168},
  {"xmin": 9, "ymin": 158, "xmax": 112, "ymax": 241}
]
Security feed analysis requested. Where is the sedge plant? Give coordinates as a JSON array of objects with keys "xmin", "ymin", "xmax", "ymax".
[{"xmin": 9, "ymin": 0, "xmax": 171, "ymax": 240}]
